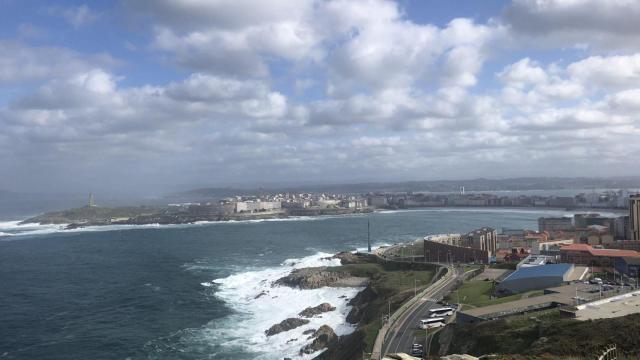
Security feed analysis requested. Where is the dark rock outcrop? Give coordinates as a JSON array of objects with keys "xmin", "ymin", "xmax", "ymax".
[
  {"xmin": 302, "ymin": 329, "xmax": 316, "ymax": 335},
  {"xmin": 274, "ymin": 267, "xmax": 351, "ymax": 289},
  {"xmin": 265, "ymin": 318, "xmax": 310, "ymax": 337},
  {"xmin": 299, "ymin": 325, "xmax": 337, "ymax": 355},
  {"xmin": 298, "ymin": 303, "xmax": 336, "ymax": 318},
  {"xmin": 332, "ymin": 251, "xmax": 374, "ymax": 265},
  {"xmin": 346, "ymin": 285, "xmax": 378, "ymax": 324}
]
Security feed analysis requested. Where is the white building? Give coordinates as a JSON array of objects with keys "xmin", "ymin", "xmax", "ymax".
[{"xmin": 424, "ymin": 234, "xmax": 464, "ymax": 246}]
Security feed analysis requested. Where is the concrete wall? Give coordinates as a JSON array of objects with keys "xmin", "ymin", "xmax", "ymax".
[{"xmin": 424, "ymin": 240, "xmax": 489, "ymax": 264}]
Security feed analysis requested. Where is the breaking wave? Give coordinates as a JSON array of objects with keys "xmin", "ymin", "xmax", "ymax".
[{"xmin": 161, "ymin": 252, "xmax": 363, "ymax": 359}]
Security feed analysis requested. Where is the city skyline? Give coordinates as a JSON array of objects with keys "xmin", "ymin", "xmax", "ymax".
[{"xmin": 1, "ymin": 0, "xmax": 640, "ymax": 195}]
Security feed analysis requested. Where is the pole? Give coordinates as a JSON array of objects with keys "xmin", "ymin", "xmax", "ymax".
[
  {"xmin": 425, "ymin": 326, "xmax": 429, "ymax": 360},
  {"xmin": 367, "ymin": 218, "xmax": 371, "ymax": 253},
  {"xmin": 599, "ymin": 283, "xmax": 602, "ymax": 299}
]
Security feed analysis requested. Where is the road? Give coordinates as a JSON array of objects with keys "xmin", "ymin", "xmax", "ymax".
[{"xmin": 383, "ymin": 265, "xmax": 465, "ymax": 358}]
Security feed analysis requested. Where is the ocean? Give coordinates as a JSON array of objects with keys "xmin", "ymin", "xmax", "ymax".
[{"xmin": 0, "ymin": 208, "xmax": 623, "ymax": 359}]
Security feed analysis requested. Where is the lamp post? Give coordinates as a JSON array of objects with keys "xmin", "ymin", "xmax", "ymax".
[{"xmin": 425, "ymin": 326, "xmax": 430, "ymax": 360}]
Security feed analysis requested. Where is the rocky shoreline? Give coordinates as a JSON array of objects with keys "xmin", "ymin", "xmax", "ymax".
[
  {"xmin": 274, "ymin": 267, "xmax": 369, "ymax": 289},
  {"xmin": 265, "ymin": 251, "xmax": 384, "ymax": 358}
]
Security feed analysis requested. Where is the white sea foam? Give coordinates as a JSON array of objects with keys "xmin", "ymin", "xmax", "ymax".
[
  {"xmin": 189, "ymin": 252, "xmax": 362, "ymax": 359},
  {"xmin": 0, "ymin": 221, "xmax": 67, "ymax": 239},
  {"xmin": 0, "ymin": 215, "xmax": 353, "ymax": 239}
]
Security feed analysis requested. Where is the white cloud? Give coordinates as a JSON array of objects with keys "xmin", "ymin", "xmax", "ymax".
[
  {"xmin": 567, "ymin": 54, "xmax": 640, "ymax": 89},
  {"xmin": 503, "ymin": 0, "xmax": 640, "ymax": 51},
  {"xmin": 605, "ymin": 89, "xmax": 640, "ymax": 112},
  {"xmin": 5, "ymin": 0, "xmax": 640, "ymax": 192},
  {"xmin": 0, "ymin": 41, "xmax": 117, "ymax": 84},
  {"xmin": 498, "ymin": 58, "xmax": 548, "ymax": 87}
]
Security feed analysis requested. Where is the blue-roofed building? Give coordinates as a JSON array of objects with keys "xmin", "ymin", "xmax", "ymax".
[{"xmin": 497, "ymin": 263, "xmax": 574, "ymax": 295}]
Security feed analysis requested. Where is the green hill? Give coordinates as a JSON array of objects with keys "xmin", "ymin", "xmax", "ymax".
[{"xmin": 435, "ymin": 310, "xmax": 640, "ymax": 359}]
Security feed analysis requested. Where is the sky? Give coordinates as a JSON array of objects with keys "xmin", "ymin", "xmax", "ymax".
[{"xmin": 1, "ymin": 0, "xmax": 640, "ymax": 195}]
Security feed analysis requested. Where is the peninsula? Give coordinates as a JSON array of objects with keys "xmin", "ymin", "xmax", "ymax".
[{"xmin": 19, "ymin": 202, "xmax": 372, "ymax": 229}]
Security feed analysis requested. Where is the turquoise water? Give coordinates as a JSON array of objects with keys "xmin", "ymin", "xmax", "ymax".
[{"xmin": 0, "ymin": 208, "xmax": 599, "ymax": 359}]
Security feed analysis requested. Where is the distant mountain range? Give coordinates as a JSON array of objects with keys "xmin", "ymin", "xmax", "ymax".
[{"xmin": 173, "ymin": 176, "xmax": 640, "ymax": 200}]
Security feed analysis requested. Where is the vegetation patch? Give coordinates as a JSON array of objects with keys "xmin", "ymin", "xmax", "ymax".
[
  {"xmin": 437, "ymin": 310, "xmax": 640, "ymax": 359},
  {"xmin": 321, "ymin": 260, "xmax": 436, "ymax": 355}
]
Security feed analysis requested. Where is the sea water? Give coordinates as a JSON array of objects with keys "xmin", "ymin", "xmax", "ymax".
[{"xmin": 0, "ymin": 208, "xmax": 619, "ymax": 359}]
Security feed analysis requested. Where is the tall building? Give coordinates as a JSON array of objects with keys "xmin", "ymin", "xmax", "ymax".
[
  {"xmin": 538, "ymin": 217, "xmax": 573, "ymax": 232},
  {"xmin": 467, "ymin": 227, "xmax": 497, "ymax": 257},
  {"xmin": 630, "ymin": 195, "xmax": 640, "ymax": 240},
  {"xmin": 88, "ymin": 193, "xmax": 96, "ymax": 207}
]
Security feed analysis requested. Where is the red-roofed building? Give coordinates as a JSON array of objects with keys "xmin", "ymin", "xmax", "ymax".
[{"xmin": 560, "ymin": 243, "xmax": 640, "ymax": 267}]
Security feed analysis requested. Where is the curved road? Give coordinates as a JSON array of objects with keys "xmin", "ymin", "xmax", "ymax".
[{"xmin": 383, "ymin": 265, "xmax": 463, "ymax": 357}]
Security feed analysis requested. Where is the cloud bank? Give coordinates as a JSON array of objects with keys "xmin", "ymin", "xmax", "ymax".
[{"xmin": 1, "ymin": 0, "xmax": 640, "ymax": 194}]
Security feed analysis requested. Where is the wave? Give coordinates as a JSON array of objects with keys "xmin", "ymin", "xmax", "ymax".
[
  {"xmin": 0, "ymin": 214, "xmax": 359, "ymax": 239},
  {"xmin": 180, "ymin": 252, "xmax": 362, "ymax": 359}
]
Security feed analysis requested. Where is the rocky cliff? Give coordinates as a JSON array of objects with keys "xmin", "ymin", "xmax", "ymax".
[
  {"xmin": 300, "ymin": 325, "xmax": 337, "ymax": 355},
  {"xmin": 274, "ymin": 267, "xmax": 352, "ymax": 289}
]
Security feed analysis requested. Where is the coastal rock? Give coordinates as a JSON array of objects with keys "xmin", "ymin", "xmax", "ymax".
[
  {"xmin": 332, "ymin": 251, "xmax": 373, "ymax": 265},
  {"xmin": 302, "ymin": 329, "xmax": 315, "ymax": 335},
  {"xmin": 298, "ymin": 303, "xmax": 336, "ymax": 318},
  {"xmin": 299, "ymin": 325, "xmax": 337, "ymax": 355},
  {"xmin": 265, "ymin": 318, "xmax": 310, "ymax": 337},
  {"xmin": 254, "ymin": 291, "xmax": 268, "ymax": 299},
  {"xmin": 346, "ymin": 285, "xmax": 378, "ymax": 324},
  {"xmin": 274, "ymin": 267, "xmax": 351, "ymax": 289}
]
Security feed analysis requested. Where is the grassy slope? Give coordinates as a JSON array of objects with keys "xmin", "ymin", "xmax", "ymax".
[
  {"xmin": 444, "ymin": 279, "xmax": 544, "ymax": 310},
  {"xmin": 438, "ymin": 310, "xmax": 640, "ymax": 359},
  {"xmin": 25, "ymin": 206, "xmax": 161, "ymax": 223},
  {"xmin": 327, "ymin": 262, "xmax": 436, "ymax": 353}
]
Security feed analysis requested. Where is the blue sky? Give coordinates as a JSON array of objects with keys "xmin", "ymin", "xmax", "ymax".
[{"xmin": 1, "ymin": 0, "xmax": 640, "ymax": 194}]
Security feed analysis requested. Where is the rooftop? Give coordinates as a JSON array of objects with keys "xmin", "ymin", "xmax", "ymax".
[
  {"xmin": 503, "ymin": 263, "xmax": 573, "ymax": 282},
  {"xmin": 560, "ymin": 244, "xmax": 640, "ymax": 258},
  {"xmin": 575, "ymin": 290, "xmax": 640, "ymax": 321},
  {"xmin": 461, "ymin": 282, "xmax": 608, "ymax": 319}
]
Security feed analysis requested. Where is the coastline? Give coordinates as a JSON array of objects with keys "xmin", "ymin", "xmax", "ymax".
[
  {"xmin": 17, "ymin": 204, "xmax": 627, "ymax": 231},
  {"xmin": 18, "ymin": 207, "xmax": 375, "ymax": 230},
  {"xmin": 2, "ymin": 205, "xmax": 626, "ymax": 240},
  {"xmin": 284, "ymin": 251, "xmax": 440, "ymax": 359}
]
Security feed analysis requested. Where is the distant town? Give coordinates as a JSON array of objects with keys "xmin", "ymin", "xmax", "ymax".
[
  {"xmin": 371, "ymin": 194, "xmax": 640, "ymax": 359},
  {"xmin": 20, "ymin": 188, "xmax": 636, "ymax": 229}
]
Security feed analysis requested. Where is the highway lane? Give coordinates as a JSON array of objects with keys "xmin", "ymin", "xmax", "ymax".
[{"xmin": 384, "ymin": 266, "xmax": 464, "ymax": 358}]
